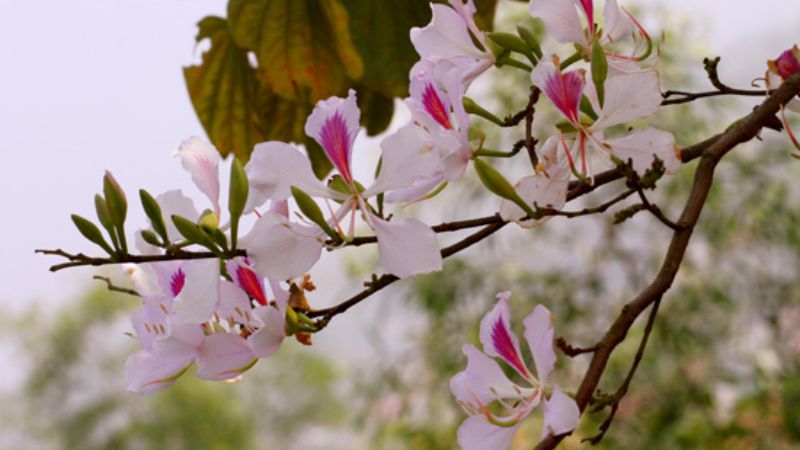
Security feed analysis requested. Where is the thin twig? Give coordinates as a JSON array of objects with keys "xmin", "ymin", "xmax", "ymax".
[
  {"xmin": 662, "ymin": 56, "xmax": 766, "ymax": 105},
  {"xmin": 636, "ymin": 189, "xmax": 683, "ymax": 231},
  {"xmin": 92, "ymin": 276, "xmax": 140, "ymax": 297},
  {"xmin": 556, "ymin": 337, "xmax": 598, "ymax": 357},
  {"xmin": 583, "ymin": 298, "xmax": 662, "ymax": 444}
]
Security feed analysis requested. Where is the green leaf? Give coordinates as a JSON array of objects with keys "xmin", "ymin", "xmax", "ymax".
[
  {"xmin": 591, "ymin": 41, "xmax": 608, "ymax": 107},
  {"xmin": 303, "ymin": 138, "xmax": 334, "ymax": 180},
  {"xmin": 139, "ymin": 190, "xmax": 168, "ymax": 244},
  {"xmin": 356, "ymin": 86, "xmax": 395, "ymax": 136},
  {"xmin": 228, "ymin": 0, "xmax": 363, "ymax": 101},
  {"xmin": 184, "ymin": 16, "xmax": 273, "ymax": 161},
  {"xmin": 71, "ymin": 215, "xmax": 115, "ymax": 256}
]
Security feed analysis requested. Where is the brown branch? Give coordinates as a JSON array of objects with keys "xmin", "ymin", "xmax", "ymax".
[
  {"xmin": 92, "ymin": 276, "xmax": 140, "ymax": 297},
  {"xmin": 662, "ymin": 56, "xmax": 766, "ymax": 105},
  {"xmin": 535, "ymin": 71, "xmax": 800, "ymax": 450},
  {"xmin": 636, "ymin": 189, "xmax": 683, "ymax": 231},
  {"xmin": 556, "ymin": 337, "xmax": 598, "ymax": 357},
  {"xmin": 583, "ymin": 297, "xmax": 661, "ymax": 444},
  {"xmin": 35, "ymin": 248, "xmax": 246, "ymax": 272}
]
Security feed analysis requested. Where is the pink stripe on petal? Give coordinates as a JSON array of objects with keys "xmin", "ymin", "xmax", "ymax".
[
  {"xmin": 422, "ymin": 83, "xmax": 453, "ymax": 129},
  {"xmin": 319, "ymin": 112, "xmax": 353, "ymax": 182},
  {"xmin": 578, "ymin": 0, "xmax": 594, "ymax": 34},
  {"xmin": 236, "ymin": 265, "xmax": 267, "ymax": 306},
  {"xmin": 491, "ymin": 316, "xmax": 529, "ymax": 377},
  {"xmin": 170, "ymin": 267, "xmax": 186, "ymax": 297},
  {"xmin": 543, "ymin": 69, "xmax": 585, "ymax": 125}
]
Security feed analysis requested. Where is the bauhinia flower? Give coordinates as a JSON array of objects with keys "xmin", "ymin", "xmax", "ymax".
[
  {"xmin": 410, "ymin": 0, "xmax": 494, "ymax": 85},
  {"xmin": 243, "ymin": 89, "xmax": 443, "ymax": 280},
  {"xmin": 529, "ymin": 0, "xmax": 653, "ymax": 72},
  {"xmin": 499, "ymin": 136, "xmax": 570, "ymax": 228},
  {"xmin": 450, "ymin": 292, "xmax": 580, "ymax": 449},
  {"xmin": 124, "ymin": 259, "xmax": 286, "ymax": 393},
  {"xmin": 531, "ymin": 57, "xmax": 680, "ymax": 179},
  {"xmin": 766, "ymin": 45, "xmax": 800, "ymax": 152}
]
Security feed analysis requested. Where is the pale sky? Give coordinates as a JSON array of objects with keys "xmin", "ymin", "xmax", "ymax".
[{"xmin": 2, "ymin": 0, "xmax": 800, "ymax": 311}]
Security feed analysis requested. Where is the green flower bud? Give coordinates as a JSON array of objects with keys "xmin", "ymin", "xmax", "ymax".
[
  {"xmin": 139, "ymin": 189, "xmax": 168, "ymax": 243},
  {"xmin": 71, "ymin": 214, "xmax": 115, "ymax": 256},
  {"xmin": 473, "ymin": 159, "xmax": 537, "ymax": 218},
  {"xmin": 591, "ymin": 41, "xmax": 608, "ymax": 107},
  {"xmin": 228, "ymin": 158, "xmax": 249, "ymax": 249},
  {"xmin": 291, "ymin": 186, "xmax": 338, "ymax": 241},
  {"xmin": 103, "ymin": 171, "xmax": 128, "ymax": 253}
]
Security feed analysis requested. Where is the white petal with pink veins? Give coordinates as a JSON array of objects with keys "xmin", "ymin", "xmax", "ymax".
[
  {"xmin": 172, "ymin": 259, "xmax": 221, "ymax": 324},
  {"xmin": 411, "ymin": 4, "xmax": 486, "ymax": 61},
  {"xmin": 241, "ymin": 212, "xmax": 324, "ymax": 281},
  {"xmin": 479, "ymin": 293, "xmax": 531, "ymax": 379},
  {"xmin": 529, "ymin": 0, "xmax": 586, "ymax": 46},
  {"xmin": 602, "ymin": 127, "xmax": 681, "ymax": 175},
  {"xmin": 246, "ymin": 142, "xmax": 344, "ymax": 209},
  {"xmin": 195, "ymin": 333, "xmax": 256, "ymax": 381},
  {"xmin": 593, "ymin": 70, "xmax": 662, "ymax": 129},
  {"xmin": 248, "ymin": 306, "xmax": 286, "ymax": 358},
  {"xmin": 456, "ymin": 415, "xmax": 522, "ymax": 450},
  {"xmin": 368, "ymin": 215, "xmax": 442, "ymax": 278},
  {"xmin": 217, "ymin": 280, "xmax": 257, "ymax": 327},
  {"xmin": 174, "ymin": 137, "xmax": 221, "ymax": 215},
  {"xmin": 541, "ymin": 385, "xmax": 581, "ymax": 439},
  {"xmin": 523, "ymin": 304, "xmax": 556, "ymax": 384}
]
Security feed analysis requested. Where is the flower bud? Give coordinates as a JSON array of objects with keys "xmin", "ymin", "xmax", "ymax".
[
  {"xmin": 71, "ymin": 214, "xmax": 115, "ymax": 256},
  {"xmin": 228, "ymin": 158, "xmax": 248, "ymax": 249},
  {"xmin": 198, "ymin": 209, "xmax": 219, "ymax": 232},
  {"xmin": 171, "ymin": 214, "xmax": 222, "ymax": 255},
  {"xmin": 474, "ymin": 159, "xmax": 537, "ymax": 218},
  {"xmin": 487, "ymin": 31, "xmax": 535, "ymax": 63},
  {"xmin": 139, "ymin": 189, "xmax": 168, "ymax": 243},
  {"xmin": 516, "ymin": 25, "xmax": 543, "ymax": 60},
  {"xmin": 591, "ymin": 42, "xmax": 608, "ymax": 107},
  {"xmin": 94, "ymin": 193, "xmax": 119, "ymax": 251},
  {"xmin": 103, "ymin": 171, "xmax": 128, "ymax": 252},
  {"xmin": 140, "ymin": 229, "xmax": 162, "ymax": 247},
  {"xmin": 291, "ymin": 186, "xmax": 339, "ymax": 241},
  {"xmin": 463, "ymin": 97, "xmax": 505, "ymax": 126}
]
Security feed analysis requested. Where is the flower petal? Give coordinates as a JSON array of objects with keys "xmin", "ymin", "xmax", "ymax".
[
  {"xmin": 124, "ymin": 349, "xmax": 193, "ymax": 393},
  {"xmin": 451, "ymin": 344, "xmax": 532, "ymax": 407},
  {"xmin": 531, "ymin": 61, "xmax": 585, "ymax": 126},
  {"xmin": 479, "ymin": 293, "xmax": 531, "ymax": 379},
  {"xmin": 368, "ymin": 215, "xmax": 442, "ymax": 278},
  {"xmin": 365, "ymin": 124, "xmax": 443, "ymax": 197},
  {"xmin": 226, "ymin": 259, "xmax": 268, "ymax": 306},
  {"xmin": 304, "ymin": 89, "xmax": 360, "ymax": 183},
  {"xmin": 384, "ymin": 173, "xmax": 445, "ymax": 204},
  {"xmin": 456, "ymin": 415, "xmax": 522, "ymax": 450},
  {"xmin": 593, "ymin": 70, "xmax": 662, "ymax": 130},
  {"xmin": 248, "ymin": 306, "xmax": 286, "ymax": 358},
  {"xmin": 156, "ymin": 189, "xmax": 200, "ymax": 241},
  {"xmin": 240, "ymin": 212, "xmax": 324, "ymax": 280},
  {"xmin": 523, "ymin": 304, "xmax": 556, "ymax": 384},
  {"xmin": 174, "ymin": 137, "xmax": 221, "ymax": 215},
  {"xmin": 411, "ymin": 3, "xmax": 486, "ymax": 61},
  {"xmin": 601, "ymin": 127, "xmax": 681, "ymax": 175},
  {"xmin": 603, "ymin": 0, "xmax": 632, "ymax": 43},
  {"xmin": 541, "ymin": 385, "xmax": 581, "ymax": 439},
  {"xmin": 529, "ymin": 0, "xmax": 586, "ymax": 45},
  {"xmin": 195, "ymin": 333, "xmax": 256, "ymax": 381},
  {"xmin": 246, "ymin": 142, "xmax": 343, "ymax": 209},
  {"xmin": 499, "ymin": 138, "xmax": 569, "ymax": 229},
  {"xmin": 172, "ymin": 259, "xmax": 220, "ymax": 324},
  {"xmin": 217, "ymin": 279, "xmax": 257, "ymax": 328}
]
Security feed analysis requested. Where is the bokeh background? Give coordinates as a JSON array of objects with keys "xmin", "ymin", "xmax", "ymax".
[{"xmin": 2, "ymin": 0, "xmax": 799, "ymax": 448}]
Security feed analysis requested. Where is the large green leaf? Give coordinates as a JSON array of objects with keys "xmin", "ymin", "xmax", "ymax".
[{"xmin": 227, "ymin": 0, "xmax": 363, "ymax": 101}]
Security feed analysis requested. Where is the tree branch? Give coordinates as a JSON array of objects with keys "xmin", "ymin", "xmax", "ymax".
[{"xmin": 662, "ymin": 56, "xmax": 766, "ymax": 105}]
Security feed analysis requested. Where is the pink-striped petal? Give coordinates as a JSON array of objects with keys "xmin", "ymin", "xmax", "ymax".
[
  {"xmin": 479, "ymin": 293, "xmax": 531, "ymax": 379},
  {"xmin": 531, "ymin": 61, "xmax": 585, "ymax": 126},
  {"xmin": 305, "ymin": 89, "xmax": 360, "ymax": 183},
  {"xmin": 174, "ymin": 137, "xmax": 221, "ymax": 215}
]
